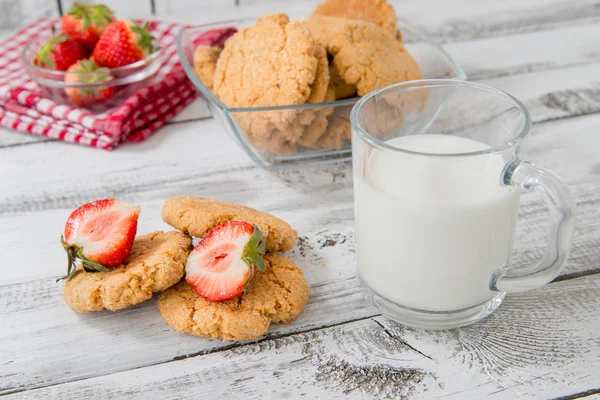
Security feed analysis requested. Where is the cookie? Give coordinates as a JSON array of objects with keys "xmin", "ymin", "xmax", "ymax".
[
  {"xmin": 314, "ymin": 115, "xmax": 348, "ymax": 148},
  {"xmin": 241, "ymin": 44, "xmax": 328, "ymax": 148},
  {"xmin": 298, "ymin": 86, "xmax": 336, "ymax": 147},
  {"xmin": 359, "ymin": 97, "xmax": 405, "ymax": 139},
  {"xmin": 246, "ymin": 127, "xmax": 299, "ymax": 155},
  {"xmin": 308, "ymin": 17, "xmax": 422, "ymax": 97},
  {"xmin": 305, "ymin": 15, "xmax": 347, "ymax": 52},
  {"xmin": 213, "ymin": 13, "xmax": 318, "ymax": 109},
  {"xmin": 214, "ymin": 14, "xmax": 320, "ymax": 144},
  {"xmin": 158, "ymin": 254, "xmax": 310, "ymax": 341},
  {"xmin": 193, "ymin": 45, "xmax": 221, "ymax": 91},
  {"xmin": 311, "ymin": 0, "xmax": 399, "ymax": 37},
  {"xmin": 327, "ymin": 112, "xmax": 352, "ymax": 143},
  {"xmin": 63, "ymin": 231, "xmax": 193, "ymax": 313},
  {"xmin": 162, "ymin": 196, "xmax": 298, "ymax": 252},
  {"xmin": 330, "ymin": 104, "xmax": 353, "ymax": 141},
  {"xmin": 306, "ymin": 45, "xmax": 330, "ymax": 104},
  {"xmin": 329, "ymin": 63, "xmax": 356, "ymax": 99}
]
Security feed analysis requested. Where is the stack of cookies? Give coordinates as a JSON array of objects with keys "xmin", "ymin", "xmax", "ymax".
[
  {"xmin": 63, "ymin": 196, "xmax": 309, "ymax": 342},
  {"xmin": 192, "ymin": 0, "xmax": 422, "ymax": 155},
  {"xmin": 159, "ymin": 196, "xmax": 309, "ymax": 341}
]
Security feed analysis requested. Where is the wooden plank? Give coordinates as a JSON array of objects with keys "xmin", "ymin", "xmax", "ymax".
[
  {"xmin": 1, "ymin": 111, "xmax": 599, "ymax": 394},
  {"xmin": 446, "ymin": 23, "xmax": 600, "ymax": 81},
  {"xmin": 163, "ymin": 21, "xmax": 600, "ymax": 125},
  {"xmin": 4, "ymin": 274, "xmax": 600, "ymax": 399},
  {"xmin": 0, "ymin": 111, "xmax": 599, "ymax": 283},
  {"xmin": 164, "ymin": 22, "xmax": 600, "ymax": 125},
  {"xmin": 2, "ymin": 58, "xmax": 600, "ymax": 217},
  {"xmin": 154, "ymin": 0, "xmax": 600, "ymax": 45},
  {"xmin": 0, "ymin": 132, "xmax": 50, "ymax": 148},
  {"xmin": 0, "ymin": 2, "xmax": 599, "ymax": 396},
  {"xmin": 1, "ymin": 0, "xmax": 598, "ymax": 142}
]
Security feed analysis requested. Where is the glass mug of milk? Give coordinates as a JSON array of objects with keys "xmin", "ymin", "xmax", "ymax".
[{"xmin": 350, "ymin": 80, "xmax": 576, "ymax": 329}]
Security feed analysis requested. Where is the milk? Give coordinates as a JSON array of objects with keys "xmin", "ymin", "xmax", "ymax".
[{"xmin": 355, "ymin": 134, "xmax": 520, "ymax": 312}]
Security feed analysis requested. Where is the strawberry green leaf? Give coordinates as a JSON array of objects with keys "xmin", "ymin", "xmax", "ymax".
[
  {"xmin": 36, "ymin": 33, "xmax": 68, "ymax": 69},
  {"xmin": 242, "ymin": 225, "xmax": 266, "ymax": 273},
  {"xmin": 130, "ymin": 20, "xmax": 157, "ymax": 55},
  {"xmin": 68, "ymin": 3, "xmax": 114, "ymax": 30},
  {"xmin": 254, "ymin": 256, "xmax": 265, "ymax": 273},
  {"xmin": 58, "ymin": 235, "xmax": 109, "ymax": 282},
  {"xmin": 58, "ymin": 235, "xmax": 79, "ymax": 281}
]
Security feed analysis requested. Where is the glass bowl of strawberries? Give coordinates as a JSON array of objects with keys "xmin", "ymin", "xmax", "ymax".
[{"xmin": 21, "ymin": 3, "xmax": 163, "ymax": 113}]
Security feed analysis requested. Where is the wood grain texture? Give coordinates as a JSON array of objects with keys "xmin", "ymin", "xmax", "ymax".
[
  {"xmin": 1, "ymin": 112, "xmax": 599, "ymax": 394},
  {"xmin": 1, "ymin": 1, "xmax": 600, "ymax": 398},
  {"xmin": 4, "ymin": 275, "xmax": 600, "ymax": 399},
  {"xmin": 1, "ymin": 111, "xmax": 598, "ymax": 281},
  {"xmin": 2, "ymin": 61, "xmax": 600, "ymax": 219},
  {"xmin": 160, "ymin": 21, "xmax": 600, "ymax": 126},
  {"xmin": 0, "ymin": 0, "xmax": 597, "ymax": 141}
]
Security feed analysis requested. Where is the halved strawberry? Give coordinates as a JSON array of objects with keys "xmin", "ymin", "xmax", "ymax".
[
  {"xmin": 92, "ymin": 19, "xmax": 157, "ymax": 68},
  {"xmin": 60, "ymin": 199, "xmax": 140, "ymax": 280},
  {"xmin": 64, "ymin": 58, "xmax": 115, "ymax": 107},
  {"xmin": 186, "ymin": 221, "xmax": 266, "ymax": 302},
  {"xmin": 34, "ymin": 31, "xmax": 88, "ymax": 71},
  {"xmin": 62, "ymin": 3, "xmax": 115, "ymax": 49}
]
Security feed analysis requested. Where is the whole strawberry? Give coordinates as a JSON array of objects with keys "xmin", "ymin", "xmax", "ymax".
[
  {"xmin": 92, "ymin": 20, "xmax": 157, "ymax": 68},
  {"xmin": 62, "ymin": 2, "xmax": 115, "ymax": 49},
  {"xmin": 186, "ymin": 221, "xmax": 266, "ymax": 302},
  {"xmin": 64, "ymin": 59, "xmax": 115, "ymax": 107},
  {"xmin": 34, "ymin": 31, "xmax": 88, "ymax": 71},
  {"xmin": 60, "ymin": 199, "xmax": 140, "ymax": 280}
]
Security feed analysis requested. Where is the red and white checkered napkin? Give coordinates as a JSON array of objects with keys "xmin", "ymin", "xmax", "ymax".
[{"xmin": 0, "ymin": 18, "xmax": 235, "ymax": 150}]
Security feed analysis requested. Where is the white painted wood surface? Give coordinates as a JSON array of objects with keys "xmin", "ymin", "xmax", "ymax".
[{"xmin": 1, "ymin": 1, "xmax": 599, "ymax": 399}]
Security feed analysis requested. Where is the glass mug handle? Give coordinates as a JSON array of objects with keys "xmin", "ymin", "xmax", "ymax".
[{"xmin": 490, "ymin": 159, "xmax": 577, "ymax": 292}]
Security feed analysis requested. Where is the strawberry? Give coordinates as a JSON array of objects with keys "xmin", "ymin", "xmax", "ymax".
[
  {"xmin": 60, "ymin": 199, "xmax": 140, "ymax": 280},
  {"xmin": 92, "ymin": 20, "xmax": 157, "ymax": 68},
  {"xmin": 62, "ymin": 3, "xmax": 115, "ymax": 49},
  {"xmin": 186, "ymin": 221, "xmax": 266, "ymax": 302},
  {"xmin": 64, "ymin": 59, "xmax": 115, "ymax": 107},
  {"xmin": 34, "ymin": 31, "xmax": 88, "ymax": 71}
]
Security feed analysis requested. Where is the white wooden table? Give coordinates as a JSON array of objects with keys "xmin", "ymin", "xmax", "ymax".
[{"xmin": 1, "ymin": 1, "xmax": 600, "ymax": 398}]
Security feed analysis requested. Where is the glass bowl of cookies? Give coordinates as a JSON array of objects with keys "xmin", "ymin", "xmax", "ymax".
[{"xmin": 178, "ymin": 8, "xmax": 466, "ymax": 169}]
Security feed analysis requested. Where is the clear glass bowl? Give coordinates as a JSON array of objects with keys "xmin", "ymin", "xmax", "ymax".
[
  {"xmin": 178, "ymin": 15, "xmax": 466, "ymax": 169},
  {"xmin": 22, "ymin": 34, "xmax": 163, "ymax": 113}
]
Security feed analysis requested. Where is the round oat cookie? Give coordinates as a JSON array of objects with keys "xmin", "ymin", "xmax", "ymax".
[
  {"xmin": 308, "ymin": 18, "xmax": 422, "ymax": 97},
  {"xmin": 311, "ymin": 0, "xmax": 399, "ymax": 36},
  {"xmin": 193, "ymin": 45, "xmax": 221, "ymax": 91},
  {"xmin": 158, "ymin": 254, "xmax": 310, "ymax": 341},
  {"xmin": 63, "ymin": 231, "xmax": 193, "ymax": 313},
  {"xmin": 213, "ymin": 13, "xmax": 319, "ymax": 108},
  {"xmin": 161, "ymin": 196, "xmax": 298, "ymax": 252}
]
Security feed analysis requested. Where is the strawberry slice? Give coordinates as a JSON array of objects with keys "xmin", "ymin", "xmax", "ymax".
[
  {"xmin": 60, "ymin": 199, "xmax": 140, "ymax": 280},
  {"xmin": 186, "ymin": 221, "xmax": 266, "ymax": 302}
]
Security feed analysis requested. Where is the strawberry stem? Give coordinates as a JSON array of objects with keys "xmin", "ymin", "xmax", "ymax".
[
  {"xmin": 58, "ymin": 235, "xmax": 109, "ymax": 282},
  {"xmin": 241, "ymin": 225, "xmax": 266, "ymax": 293},
  {"xmin": 67, "ymin": 3, "xmax": 114, "ymax": 30},
  {"xmin": 36, "ymin": 32, "xmax": 68, "ymax": 69},
  {"xmin": 130, "ymin": 20, "xmax": 157, "ymax": 55}
]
